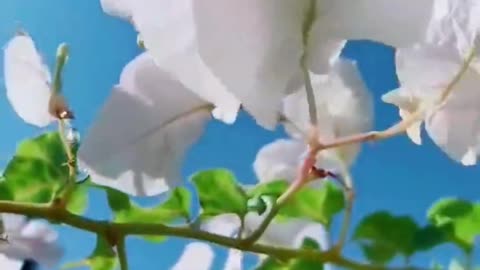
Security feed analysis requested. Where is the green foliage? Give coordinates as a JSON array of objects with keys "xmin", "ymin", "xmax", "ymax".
[
  {"xmin": 1, "ymin": 132, "xmax": 88, "ymax": 214},
  {"xmin": 255, "ymin": 238, "xmax": 324, "ymax": 270},
  {"xmin": 249, "ymin": 180, "xmax": 345, "ymax": 226},
  {"xmin": 354, "ymin": 211, "xmax": 446, "ymax": 264},
  {"xmin": 191, "ymin": 169, "xmax": 249, "ymax": 218},
  {"xmin": 428, "ymin": 198, "xmax": 480, "ymax": 252},
  {"xmin": 62, "ymin": 235, "xmax": 117, "ymax": 270}
]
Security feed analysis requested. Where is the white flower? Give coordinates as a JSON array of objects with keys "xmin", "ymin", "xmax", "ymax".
[
  {"xmin": 0, "ymin": 214, "xmax": 63, "ymax": 269},
  {"xmin": 282, "ymin": 59, "xmax": 373, "ymax": 167},
  {"xmin": 190, "ymin": 0, "xmax": 436, "ymax": 129},
  {"xmin": 383, "ymin": 45, "xmax": 480, "ymax": 165},
  {"xmin": 78, "ymin": 52, "xmax": 212, "ymax": 196},
  {"xmin": 101, "ymin": 0, "xmax": 240, "ymax": 125},
  {"xmin": 3, "ymin": 34, "xmax": 55, "ymax": 127},
  {"xmin": 171, "ymin": 242, "xmax": 214, "ymax": 270}
]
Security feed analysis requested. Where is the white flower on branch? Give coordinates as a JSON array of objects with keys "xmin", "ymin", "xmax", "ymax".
[
  {"xmin": 78, "ymin": 52, "xmax": 212, "ymax": 196},
  {"xmin": 282, "ymin": 59, "xmax": 373, "ymax": 167},
  {"xmin": 101, "ymin": 0, "xmax": 240, "ymax": 125},
  {"xmin": 383, "ymin": 45, "xmax": 480, "ymax": 165},
  {"xmin": 0, "ymin": 214, "xmax": 62, "ymax": 269},
  {"xmin": 3, "ymin": 34, "xmax": 55, "ymax": 127}
]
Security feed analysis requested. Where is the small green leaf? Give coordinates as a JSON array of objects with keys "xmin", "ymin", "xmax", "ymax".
[
  {"xmin": 88, "ymin": 235, "xmax": 118, "ymax": 270},
  {"xmin": 66, "ymin": 183, "xmax": 89, "ymax": 215},
  {"xmin": 255, "ymin": 238, "xmax": 323, "ymax": 270},
  {"xmin": 249, "ymin": 180, "xmax": 345, "ymax": 226},
  {"xmin": 191, "ymin": 169, "xmax": 248, "ymax": 217},
  {"xmin": 428, "ymin": 198, "xmax": 480, "ymax": 252},
  {"xmin": 62, "ymin": 235, "xmax": 117, "ymax": 270},
  {"xmin": 102, "ymin": 185, "xmax": 191, "ymax": 243},
  {"xmin": 413, "ymin": 225, "xmax": 446, "ymax": 251},
  {"xmin": 3, "ymin": 132, "xmax": 69, "ymax": 203},
  {"xmin": 354, "ymin": 212, "xmax": 418, "ymax": 264}
]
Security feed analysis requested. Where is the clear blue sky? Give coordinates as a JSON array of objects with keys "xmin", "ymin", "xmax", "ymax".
[{"xmin": 0, "ymin": 1, "xmax": 479, "ymax": 269}]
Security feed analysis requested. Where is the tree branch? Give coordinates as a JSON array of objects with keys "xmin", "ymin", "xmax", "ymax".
[{"xmin": 0, "ymin": 200, "xmax": 427, "ymax": 270}]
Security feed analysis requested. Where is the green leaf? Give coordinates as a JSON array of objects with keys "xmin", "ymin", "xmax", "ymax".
[
  {"xmin": 191, "ymin": 169, "xmax": 248, "ymax": 217},
  {"xmin": 88, "ymin": 235, "xmax": 118, "ymax": 270},
  {"xmin": 428, "ymin": 198, "xmax": 480, "ymax": 252},
  {"xmin": 255, "ymin": 238, "xmax": 323, "ymax": 270},
  {"xmin": 413, "ymin": 225, "xmax": 446, "ymax": 251},
  {"xmin": 3, "ymin": 133, "xmax": 69, "ymax": 203},
  {"xmin": 354, "ymin": 212, "xmax": 419, "ymax": 264},
  {"xmin": 102, "ymin": 185, "xmax": 191, "ymax": 243},
  {"xmin": 66, "ymin": 183, "xmax": 89, "ymax": 215},
  {"xmin": 62, "ymin": 235, "xmax": 117, "ymax": 270},
  {"xmin": 249, "ymin": 180, "xmax": 345, "ymax": 226}
]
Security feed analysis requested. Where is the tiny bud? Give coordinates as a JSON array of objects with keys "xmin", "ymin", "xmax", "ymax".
[
  {"xmin": 56, "ymin": 43, "xmax": 69, "ymax": 60},
  {"xmin": 137, "ymin": 34, "xmax": 145, "ymax": 50}
]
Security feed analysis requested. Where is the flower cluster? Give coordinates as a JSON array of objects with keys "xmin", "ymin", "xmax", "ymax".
[{"xmin": 2, "ymin": 0, "xmax": 480, "ymax": 269}]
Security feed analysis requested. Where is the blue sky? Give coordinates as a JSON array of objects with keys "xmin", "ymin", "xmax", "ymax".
[{"xmin": 0, "ymin": 1, "xmax": 479, "ymax": 269}]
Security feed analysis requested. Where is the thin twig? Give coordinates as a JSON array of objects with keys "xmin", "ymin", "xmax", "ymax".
[
  {"xmin": 334, "ymin": 164, "xmax": 354, "ymax": 252},
  {"xmin": 117, "ymin": 236, "xmax": 129, "ymax": 270}
]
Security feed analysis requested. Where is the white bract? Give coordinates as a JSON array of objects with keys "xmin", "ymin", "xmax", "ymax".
[
  {"xmin": 171, "ymin": 242, "xmax": 214, "ymax": 270},
  {"xmin": 101, "ymin": 0, "xmax": 240, "ymax": 125},
  {"xmin": 99, "ymin": 0, "xmax": 430, "ymax": 130},
  {"xmin": 3, "ymin": 34, "xmax": 55, "ymax": 127},
  {"xmin": 383, "ymin": 45, "xmax": 480, "ymax": 165},
  {"xmin": 78, "ymin": 52, "xmax": 212, "ymax": 196},
  {"xmin": 0, "ymin": 214, "xmax": 62, "ymax": 269}
]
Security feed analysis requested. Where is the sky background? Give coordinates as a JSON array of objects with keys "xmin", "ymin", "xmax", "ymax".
[{"xmin": 0, "ymin": 1, "xmax": 479, "ymax": 270}]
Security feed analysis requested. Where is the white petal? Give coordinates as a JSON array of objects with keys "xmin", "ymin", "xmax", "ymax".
[
  {"xmin": 253, "ymin": 139, "xmax": 306, "ymax": 183},
  {"xmin": 391, "ymin": 46, "xmax": 480, "ymax": 165},
  {"xmin": 315, "ymin": 0, "xmax": 435, "ymax": 48},
  {"xmin": 3, "ymin": 34, "xmax": 54, "ymax": 127},
  {"xmin": 0, "ymin": 219, "xmax": 62, "ymax": 268},
  {"xmin": 400, "ymin": 109, "xmax": 423, "ymax": 145},
  {"xmin": 426, "ymin": 0, "xmax": 480, "ymax": 59},
  {"xmin": 193, "ymin": 0, "xmax": 309, "ymax": 129},
  {"xmin": 100, "ymin": 0, "xmax": 132, "ymax": 20},
  {"xmin": 201, "ymin": 214, "xmax": 240, "ymax": 237},
  {"xmin": 283, "ymin": 59, "xmax": 373, "ymax": 165},
  {"xmin": 0, "ymin": 254, "xmax": 22, "ymax": 270},
  {"xmin": 293, "ymin": 223, "xmax": 330, "ymax": 251},
  {"xmin": 78, "ymin": 53, "xmax": 211, "ymax": 196},
  {"xmin": 224, "ymin": 249, "xmax": 242, "ymax": 270},
  {"xmin": 1, "ymin": 215, "xmax": 26, "ymax": 234},
  {"xmin": 130, "ymin": 0, "xmax": 240, "ymax": 124},
  {"xmin": 172, "ymin": 243, "xmax": 214, "ymax": 270}
]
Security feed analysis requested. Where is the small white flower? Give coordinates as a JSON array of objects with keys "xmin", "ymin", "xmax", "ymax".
[
  {"xmin": 0, "ymin": 254, "xmax": 23, "ymax": 270},
  {"xmin": 79, "ymin": 52, "xmax": 212, "ymax": 196},
  {"xmin": 172, "ymin": 242, "xmax": 214, "ymax": 270},
  {"xmin": 383, "ymin": 45, "xmax": 480, "ymax": 165},
  {"xmin": 282, "ymin": 59, "xmax": 373, "ymax": 167},
  {"xmin": 0, "ymin": 214, "xmax": 63, "ymax": 269},
  {"xmin": 3, "ymin": 34, "xmax": 55, "ymax": 127}
]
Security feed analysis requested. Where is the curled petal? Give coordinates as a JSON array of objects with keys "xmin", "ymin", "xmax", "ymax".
[
  {"xmin": 283, "ymin": 59, "xmax": 373, "ymax": 165},
  {"xmin": 79, "ymin": 53, "xmax": 211, "ymax": 196},
  {"xmin": 172, "ymin": 243, "xmax": 214, "ymax": 270},
  {"xmin": 130, "ymin": 0, "xmax": 240, "ymax": 124},
  {"xmin": 3, "ymin": 34, "xmax": 54, "ymax": 127},
  {"xmin": 193, "ymin": 0, "xmax": 309, "ymax": 129}
]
